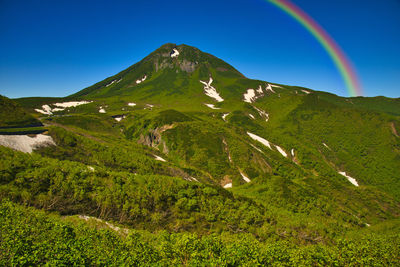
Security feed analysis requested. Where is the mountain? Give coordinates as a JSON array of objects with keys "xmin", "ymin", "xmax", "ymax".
[{"xmin": 2, "ymin": 43, "xmax": 400, "ymax": 265}]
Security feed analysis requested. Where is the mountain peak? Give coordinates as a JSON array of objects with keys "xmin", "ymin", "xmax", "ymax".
[{"xmin": 70, "ymin": 43, "xmax": 244, "ymax": 98}]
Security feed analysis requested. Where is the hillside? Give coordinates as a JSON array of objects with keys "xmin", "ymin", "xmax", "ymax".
[{"xmin": 2, "ymin": 43, "xmax": 400, "ymax": 265}]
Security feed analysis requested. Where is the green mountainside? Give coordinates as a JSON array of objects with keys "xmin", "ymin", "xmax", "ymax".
[{"xmin": 2, "ymin": 43, "xmax": 400, "ymax": 265}]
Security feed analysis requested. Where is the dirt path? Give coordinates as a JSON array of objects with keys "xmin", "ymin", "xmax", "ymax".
[{"xmin": 391, "ymin": 122, "xmax": 399, "ymax": 137}]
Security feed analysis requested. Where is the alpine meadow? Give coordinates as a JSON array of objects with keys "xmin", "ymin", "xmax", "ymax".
[{"xmin": 1, "ymin": 43, "xmax": 400, "ymax": 266}]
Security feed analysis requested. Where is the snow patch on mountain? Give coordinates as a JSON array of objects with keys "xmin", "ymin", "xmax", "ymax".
[
  {"xmin": 275, "ymin": 145, "xmax": 288, "ymax": 157},
  {"xmin": 35, "ymin": 101, "xmax": 91, "ymax": 114},
  {"xmin": 154, "ymin": 155, "xmax": 167, "ymax": 162},
  {"xmin": 239, "ymin": 171, "xmax": 251, "ymax": 183},
  {"xmin": 128, "ymin": 103, "xmax": 136, "ymax": 106},
  {"xmin": 302, "ymin": 89, "xmax": 311, "ymax": 94},
  {"xmin": 322, "ymin": 143, "xmax": 331, "ymax": 150},
  {"xmin": 222, "ymin": 113, "xmax": 229, "ymax": 121},
  {"xmin": 223, "ymin": 183, "xmax": 232, "ymax": 189},
  {"xmin": 204, "ymin": 103, "xmax": 220, "ymax": 110},
  {"xmin": 271, "ymin": 84, "xmax": 282, "ymax": 88},
  {"xmin": 250, "ymin": 143, "xmax": 264, "ymax": 154},
  {"xmin": 249, "ymin": 114, "xmax": 255, "ymax": 119},
  {"xmin": 243, "ymin": 85, "xmax": 266, "ymax": 103},
  {"xmin": 105, "ymin": 79, "xmax": 122, "ymax": 87},
  {"xmin": 200, "ymin": 77, "xmax": 224, "ymax": 102},
  {"xmin": 266, "ymin": 84, "xmax": 275, "ymax": 93},
  {"xmin": 0, "ymin": 134, "xmax": 55, "ymax": 153},
  {"xmin": 99, "ymin": 107, "xmax": 106, "ymax": 113},
  {"xmin": 291, "ymin": 148, "xmax": 295, "ymax": 157},
  {"xmin": 247, "ymin": 132, "xmax": 272, "ymax": 150},
  {"xmin": 253, "ymin": 106, "xmax": 269, "ymax": 122},
  {"xmin": 54, "ymin": 101, "xmax": 91, "ymax": 108},
  {"xmin": 35, "ymin": 104, "xmax": 53, "ymax": 115},
  {"xmin": 243, "ymin": 89, "xmax": 256, "ymax": 103},
  {"xmin": 338, "ymin": 171, "xmax": 359, "ymax": 187},
  {"xmin": 171, "ymin": 48, "xmax": 180, "ymax": 58},
  {"xmin": 136, "ymin": 75, "xmax": 147, "ymax": 84}
]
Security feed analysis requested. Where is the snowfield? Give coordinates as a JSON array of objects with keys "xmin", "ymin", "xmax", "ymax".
[
  {"xmin": 222, "ymin": 113, "xmax": 229, "ymax": 121},
  {"xmin": 250, "ymin": 143, "xmax": 264, "ymax": 154},
  {"xmin": 200, "ymin": 77, "xmax": 224, "ymax": 102},
  {"xmin": 322, "ymin": 143, "xmax": 331, "ymax": 150},
  {"xmin": 339, "ymin": 171, "xmax": 359, "ymax": 187},
  {"xmin": 256, "ymin": 85, "xmax": 263, "ymax": 94},
  {"xmin": 266, "ymin": 84, "xmax": 276, "ymax": 93},
  {"xmin": 247, "ymin": 132, "xmax": 272, "ymax": 149},
  {"xmin": 35, "ymin": 104, "xmax": 53, "ymax": 115},
  {"xmin": 154, "ymin": 155, "xmax": 166, "ymax": 162},
  {"xmin": 253, "ymin": 106, "xmax": 269, "ymax": 122},
  {"xmin": 223, "ymin": 183, "xmax": 232, "ymax": 189},
  {"xmin": 136, "ymin": 75, "xmax": 147, "ymax": 84},
  {"xmin": 275, "ymin": 145, "xmax": 287, "ymax": 157},
  {"xmin": 99, "ymin": 107, "xmax": 106, "ymax": 113},
  {"xmin": 249, "ymin": 114, "xmax": 255, "ymax": 119},
  {"xmin": 204, "ymin": 103, "xmax": 220, "ymax": 110},
  {"xmin": 105, "ymin": 79, "xmax": 121, "ymax": 87},
  {"xmin": 171, "ymin": 48, "xmax": 180, "ymax": 58},
  {"xmin": 240, "ymin": 171, "xmax": 251, "ymax": 183},
  {"xmin": 128, "ymin": 103, "xmax": 136, "ymax": 106},
  {"xmin": 243, "ymin": 85, "xmax": 266, "ymax": 103},
  {"xmin": 243, "ymin": 89, "xmax": 256, "ymax": 103},
  {"xmin": 0, "ymin": 134, "xmax": 55, "ymax": 153},
  {"xmin": 35, "ymin": 101, "xmax": 91, "ymax": 114},
  {"xmin": 301, "ymin": 89, "xmax": 311, "ymax": 94},
  {"xmin": 53, "ymin": 101, "xmax": 91, "ymax": 108},
  {"xmin": 291, "ymin": 148, "xmax": 295, "ymax": 157}
]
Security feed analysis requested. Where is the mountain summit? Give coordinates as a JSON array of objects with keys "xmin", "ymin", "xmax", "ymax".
[{"xmin": 71, "ymin": 43, "xmax": 245, "ymax": 99}]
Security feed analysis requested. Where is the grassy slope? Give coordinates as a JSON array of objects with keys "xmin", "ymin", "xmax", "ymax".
[{"xmin": 2, "ymin": 43, "xmax": 400, "ymax": 264}]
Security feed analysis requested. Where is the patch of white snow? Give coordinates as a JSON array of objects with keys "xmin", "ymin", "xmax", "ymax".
[
  {"xmin": 291, "ymin": 148, "xmax": 295, "ymax": 157},
  {"xmin": 105, "ymin": 79, "xmax": 121, "ymax": 87},
  {"xmin": 239, "ymin": 171, "xmax": 251, "ymax": 183},
  {"xmin": 275, "ymin": 145, "xmax": 288, "ymax": 157},
  {"xmin": 301, "ymin": 89, "xmax": 311, "ymax": 94},
  {"xmin": 0, "ymin": 134, "xmax": 55, "ymax": 153},
  {"xmin": 247, "ymin": 132, "xmax": 272, "ymax": 150},
  {"xmin": 171, "ymin": 48, "xmax": 180, "ymax": 58},
  {"xmin": 200, "ymin": 77, "xmax": 224, "ymax": 102},
  {"xmin": 136, "ymin": 75, "xmax": 147, "ymax": 84},
  {"xmin": 154, "ymin": 155, "xmax": 166, "ymax": 162},
  {"xmin": 266, "ymin": 84, "xmax": 276, "ymax": 93},
  {"xmin": 53, "ymin": 101, "xmax": 91, "ymax": 108},
  {"xmin": 249, "ymin": 114, "xmax": 255, "ymax": 119},
  {"xmin": 222, "ymin": 113, "xmax": 229, "ymax": 121},
  {"xmin": 338, "ymin": 171, "xmax": 359, "ymax": 187},
  {"xmin": 322, "ymin": 143, "xmax": 331, "ymax": 150},
  {"xmin": 128, "ymin": 103, "xmax": 136, "ymax": 107},
  {"xmin": 243, "ymin": 89, "xmax": 256, "ymax": 103},
  {"xmin": 204, "ymin": 103, "xmax": 220, "ymax": 110},
  {"xmin": 256, "ymin": 85, "xmax": 263, "ymax": 94},
  {"xmin": 253, "ymin": 106, "xmax": 269, "ymax": 122},
  {"xmin": 99, "ymin": 107, "xmax": 106, "ymax": 113},
  {"xmin": 223, "ymin": 183, "xmax": 232, "ymax": 189}
]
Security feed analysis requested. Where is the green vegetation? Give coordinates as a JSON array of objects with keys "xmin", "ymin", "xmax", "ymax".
[
  {"xmin": 0, "ymin": 95, "xmax": 42, "ymax": 128},
  {"xmin": 2, "ymin": 43, "xmax": 400, "ymax": 265}
]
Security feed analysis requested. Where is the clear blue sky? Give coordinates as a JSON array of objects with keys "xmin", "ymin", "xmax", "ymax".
[{"xmin": 0, "ymin": 0, "xmax": 399, "ymax": 98}]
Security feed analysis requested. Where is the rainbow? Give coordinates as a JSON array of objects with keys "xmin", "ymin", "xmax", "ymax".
[{"xmin": 267, "ymin": 0, "xmax": 363, "ymax": 96}]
